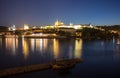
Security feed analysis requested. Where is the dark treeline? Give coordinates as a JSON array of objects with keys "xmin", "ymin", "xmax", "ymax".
[
  {"xmin": 0, "ymin": 26, "xmax": 8, "ymax": 32},
  {"xmin": 81, "ymin": 28, "xmax": 118, "ymax": 40},
  {"xmin": 97, "ymin": 25, "xmax": 120, "ymax": 31}
]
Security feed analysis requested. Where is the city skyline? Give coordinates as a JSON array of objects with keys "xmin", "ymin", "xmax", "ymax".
[{"xmin": 0, "ymin": 0, "xmax": 120, "ymax": 27}]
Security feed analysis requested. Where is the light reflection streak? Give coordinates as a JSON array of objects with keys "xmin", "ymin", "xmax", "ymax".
[
  {"xmin": 74, "ymin": 39, "xmax": 83, "ymax": 58},
  {"xmin": 53, "ymin": 39, "xmax": 59, "ymax": 59},
  {"xmin": 0, "ymin": 38, "xmax": 2, "ymax": 48},
  {"xmin": 43, "ymin": 39, "xmax": 48, "ymax": 51},
  {"xmin": 39, "ymin": 39, "xmax": 42, "ymax": 51},
  {"xmin": 36, "ymin": 39, "xmax": 42, "ymax": 52},
  {"xmin": 31, "ymin": 39, "xmax": 35, "ymax": 52},
  {"xmin": 5, "ymin": 38, "xmax": 18, "ymax": 55},
  {"xmin": 69, "ymin": 45, "xmax": 73, "ymax": 59},
  {"xmin": 22, "ymin": 38, "xmax": 29, "ymax": 59},
  {"xmin": 114, "ymin": 45, "xmax": 120, "ymax": 59},
  {"xmin": 114, "ymin": 39, "xmax": 120, "ymax": 59},
  {"xmin": 30, "ymin": 39, "xmax": 48, "ymax": 53}
]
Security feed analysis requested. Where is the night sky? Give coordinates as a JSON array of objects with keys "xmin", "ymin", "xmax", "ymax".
[{"xmin": 0, "ymin": 0, "xmax": 120, "ymax": 27}]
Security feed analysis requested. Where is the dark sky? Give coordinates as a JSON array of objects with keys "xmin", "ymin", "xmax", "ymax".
[{"xmin": 0, "ymin": 0, "xmax": 120, "ymax": 27}]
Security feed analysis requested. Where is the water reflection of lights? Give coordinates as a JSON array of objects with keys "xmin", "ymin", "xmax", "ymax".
[
  {"xmin": 30, "ymin": 39, "xmax": 48, "ymax": 52},
  {"xmin": 114, "ymin": 39, "xmax": 120, "ymax": 59},
  {"xmin": 69, "ymin": 45, "xmax": 73, "ymax": 59},
  {"xmin": 31, "ymin": 39, "xmax": 35, "ymax": 52},
  {"xmin": 40, "ymin": 39, "xmax": 43, "ymax": 51},
  {"xmin": 5, "ymin": 38, "xmax": 18, "ymax": 55},
  {"xmin": 74, "ymin": 39, "xmax": 83, "ymax": 58},
  {"xmin": 43, "ymin": 39, "xmax": 48, "ymax": 51},
  {"xmin": 53, "ymin": 39, "xmax": 59, "ymax": 59},
  {"xmin": 116, "ymin": 39, "xmax": 120, "ymax": 44},
  {"xmin": 35, "ymin": 39, "xmax": 41, "ymax": 52},
  {"xmin": 114, "ymin": 45, "xmax": 120, "ymax": 59},
  {"xmin": 101, "ymin": 41, "xmax": 104, "ymax": 46},
  {"xmin": 22, "ymin": 38, "xmax": 29, "ymax": 59},
  {"xmin": 0, "ymin": 38, "xmax": 2, "ymax": 48}
]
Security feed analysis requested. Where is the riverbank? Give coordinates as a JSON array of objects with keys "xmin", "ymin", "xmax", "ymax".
[
  {"xmin": 1, "ymin": 34, "xmax": 119, "ymax": 40},
  {"xmin": 2, "ymin": 35, "xmax": 67, "ymax": 39},
  {"xmin": 0, "ymin": 58, "xmax": 82, "ymax": 77},
  {"xmin": 0, "ymin": 63, "xmax": 51, "ymax": 77},
  {"xmin": 23, "ymin": 35, "xmax": 67, "ymax": 38}
]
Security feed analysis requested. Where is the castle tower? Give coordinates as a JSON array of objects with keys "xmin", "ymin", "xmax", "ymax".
[
  {"xmin": 55, "ymin": 20, "xmax": 59, "ymax": 26},
  {"xmin": 54, "ymin": 20, "xmax": 64, "ymax": 26}
]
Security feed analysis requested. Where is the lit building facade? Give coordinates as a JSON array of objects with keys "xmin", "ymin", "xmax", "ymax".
[
  {"xmin": 53, "ymin": 20, "xmax": 93, "ymax": 29},
  {"xmin": 24, "ymin": 24, "xmax": 29, "ymax": 30},
  {"xmin": 8, "ymin": 25, "xmax": 16, "ymax": 31}
]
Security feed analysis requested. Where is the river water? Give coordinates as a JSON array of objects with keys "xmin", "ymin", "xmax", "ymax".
[{"xmin": 0, "ymin": 38, "xmax": 120, "ymax": 78}]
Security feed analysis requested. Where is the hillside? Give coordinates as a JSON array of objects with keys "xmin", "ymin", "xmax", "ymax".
[{"xmin": 0, "ymin": 26, "xmax": 8, "ymax": 32}]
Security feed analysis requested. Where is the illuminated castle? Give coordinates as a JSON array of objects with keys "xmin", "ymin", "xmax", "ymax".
[
  {"xmin": 54, "ymin": 20, "xmax": 64, "ymax": 26},
  {"xmin": 53, "ymin": 20, "xmax": 93, "ymax": 29}
]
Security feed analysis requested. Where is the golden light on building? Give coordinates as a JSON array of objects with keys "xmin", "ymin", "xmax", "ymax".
[
  {"xmin": 74, "ymin": 39, "xmax": 83, "ymax": 58},
  {"xmin": 73, "ymin": 25, "xmax": 82, "ymax": 29},
  {"xmin": 55, "ymin": 20, "xmax": 59, "ymax": 26},
  {"xmin": 53, "ymin": 39, "xmax": 59, "ymax": 59},
  {"xmin": 39, "ymin": 20, "xmax": 93, "ymax": 30},
  {"xmin": 24, "ymin": 24, "xmax": 29, "ymax": 30},
  {"xmin": 54, "ymin": 20, "xmax": 64, "ymax": 26}
]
